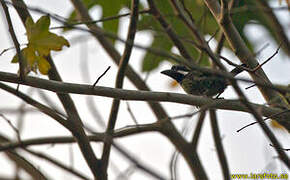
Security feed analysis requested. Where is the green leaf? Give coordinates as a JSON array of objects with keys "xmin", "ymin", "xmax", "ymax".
[
  {"xmin": 64, "ymin": 0, "xmax": 98, "ymax": 31},
  {"xmin": 139, "ymin": 0, "xmax": 213, "ymax": 72},
  {"xmin": 142, "ymin": 37, "xmax": 173, "ymax": 72},
  {"xmin": 65, "ymin": 0, "xmax": 134, "ymax": 44}
]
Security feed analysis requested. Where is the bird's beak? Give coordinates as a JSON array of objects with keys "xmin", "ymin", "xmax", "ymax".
[
  {"xmin": 160, "ymin": 69, "xmax": 173, "ymax": 76},
  {"xmin": 161, "ymin": 69, "xmax": 184, "ymax": 83}
]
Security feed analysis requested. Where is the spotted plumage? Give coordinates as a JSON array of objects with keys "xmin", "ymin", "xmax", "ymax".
[{"xmin": 161, "ymin": 64, "xmax": 246, "ymax": 97}]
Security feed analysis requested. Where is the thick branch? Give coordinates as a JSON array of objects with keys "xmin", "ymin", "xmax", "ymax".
[{"xmin": 0, "ymin": 71, "xmax": 289, "ymax": 125}]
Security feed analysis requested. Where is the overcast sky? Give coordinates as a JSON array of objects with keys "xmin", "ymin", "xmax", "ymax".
[{"xmin": 0, "ymin": 0, "xmax": 289, "ymax": 179}]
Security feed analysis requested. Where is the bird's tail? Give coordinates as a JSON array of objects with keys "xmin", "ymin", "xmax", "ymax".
[{"xmin": 230, "ymin": 64, "xmax": 247, "ymax": 76}]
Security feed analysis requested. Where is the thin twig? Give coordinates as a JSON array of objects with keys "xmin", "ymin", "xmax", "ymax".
[
  {"xmin": 204, "ymin": 0, "xmax": 290, "ymax": 167},
  {"xmin": 51, "ymin": 9, "xmax": 150, "ymax": 30},
  {"xmin": 252, "ymin": 43, "xmax": 282, "ymax": 72},
  {"xmin": 244, "ymin": 44, "xmax": 282, "ymax": 89},
  {"xmin": 126, "ymin": 102, "xmax": 138, "ymax": 125},
  {"xmin": 112, "ymin": 141, "xmax": 166, "ymax": 180},
  {"xmin": 68, "ymin": 0, "xmax": 169, "ymax": 122},
  {"xmin": 254, "ymin": 0, "xmax": 290, "ymax": 56},
  {"xmin": 170, "ymin": 108, "xmax": 197, "ymax": 180},
  {"xmin": 0, "ymin": 0, "xmax": 25, "ymax": 80},
  {"xmin": 147, "ymin": 0, "xmax": 195, "ymax": 62},
  {"xmin": 254, "ymin": 43, "xmax": 270, "ymax": 57},
  {"xmin": 93, "ymin": 66, "xmax": 111, "ymax": 87},
  {"xmin": 236, "ymin": 109, "xmax": 290, "ymax": 132},
  {"xmin": 0, "ymin": 114, "xmax": 21, "ymax": 141},
  {"xmin": 0, "ymin": 46, "xmax": 15, "ymax": 56},
  {"xmin": 245, "ymin": 84, "xmax": 256, "ymax": 90},
  {"xmin": 25, "ymin": 149, "xmax": 90, "ymax": 180},
  {"xmin": 269, "ymin": 144, "xmax": 290, "ymax": 151},
  {"xmin": 86, "ymin": 125, "xmax": 167, "ymax": 180},
  {"xmin": 219, "ymin": 55, "xmax": 252, "ymax": 71},
  {"xmin": 206, "ymin": 28, "xmax": 219, "ymax": 43},
  {"xmin": 0, "ymin": 82, "xmax": 68, "ymax": 128}
]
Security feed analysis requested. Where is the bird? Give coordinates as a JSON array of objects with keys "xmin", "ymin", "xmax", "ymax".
[{"xmin": 161, "ymin": 64, "xmax": 247, "ymax": 97}]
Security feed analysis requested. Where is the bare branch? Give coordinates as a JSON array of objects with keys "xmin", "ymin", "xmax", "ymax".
[
  {"xmin": 237, "ymin": 109, "xmax": 290, "ymax": 132},
  {"xmin": 93, "ymin": 66, "xmax": 111, "ymax": 87},
  {"xmin": 101, "ymin": 0, "xmax": 140, "ymax": 176},
  {"xmin": 0, "ymin": 71, "xmax": 289, "ymax": 125},
  {"xmin": 126, "ymin": 102, "xmax": 139, "ymax": 125},
  {"xmin": 254, "ymin": 0, "xmax": 290, "ymax": 56},
  {"xmin": 0, "ymin": 82, "xmax": 68, "ymax": 128},
  {"xmin": 147, "ymin": 0, "xmax": 196, "ymax": 62},
  {"xmin": 51, "ymin": 9, "xmax": 150, "ymax": 30},
  {"xmin": 251, "ymin": 44, "xmax": 282, "ymax": 72},
  {"xmin": 209, "ymin": 110, "xmax": 230, "ymax": 180},
  {"xmin": 191, "ymin": 111, "xmax": 206, "ymax": 149},
  {"xmin": 0, "ymin": 0, "xmax": 25, "ymax": 80}
]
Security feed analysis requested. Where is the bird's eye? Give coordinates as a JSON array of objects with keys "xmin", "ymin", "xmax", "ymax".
[
  {"xmin": 171, "ymin": 65, "xmax": 190, "ymax": 72},
  {"xmin": 171, "ymin": 65, "xmax": 179, "ymax": 71}
]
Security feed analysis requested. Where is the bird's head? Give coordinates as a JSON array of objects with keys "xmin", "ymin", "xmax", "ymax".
[{"xmin": 161, "ymin": 68, "xmax": 186, "ymax": 83}]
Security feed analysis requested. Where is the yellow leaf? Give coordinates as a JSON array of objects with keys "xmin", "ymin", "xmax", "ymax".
[
  {"xmin": 271, "ymin": 120, "xmax": 285, "ymax": 130},
  {"xmin": 11, "ymin": 47, "xmax": 36, "ymax": 64},
  {"xmin": 37, "ymin": 56, "xmax": 51, "ymax": 75},
  {"xmin": 11, "ymin": 15, "xmax": 70, "ymax": 75},
  {"xmin": 32, "ymin": 32, "xmax": 70, "ymax": 56},
  {"xmin": 11, "ymin": 47, "xmax": 38, "ymax": 74},
  {"xmin": 26, "ymin": 15, "xmax": 70, "ymax": 56},
  {"xmin": 25, "ymin": 17, "xmax": 34, "ymax": 39}
]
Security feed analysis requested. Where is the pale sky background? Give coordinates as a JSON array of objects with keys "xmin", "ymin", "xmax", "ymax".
[{"xmin": 0, "ymin": 0, "xmax": 289, "ymax": 179}]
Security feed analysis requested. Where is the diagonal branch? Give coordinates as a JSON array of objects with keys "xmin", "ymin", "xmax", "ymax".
[
  {"xmin": 69, "ymin": 0, "xmax": 212, "ymax": 177},
  {"xmin": 69, "ymin": 0, "xmax": 168, "ymax": 121},
  {"xmin": 254, "ymin": 0, "xmax": 290, "ymax": 56},
  {"xmin": 147, "ymin": 0, "xmax": 196, "ymax": 63},
  {"xmin": 1, "ymin": 0, "xmax": 25, "ymax": 80},
  {"xmin": 5, "ymin": 1, "xmax": 103, "ymax": 178},
  {"xmin": 204, "ymin": 0, "xmax": 290, "ymax": 168},
  {"xmin": 191, "ymin": 110, "xmax": 206, "ymax": 149},
  {"xmin": 203, "ymin": 0, "xmax": 289, "ymax": 110},
  {"xmin": 0, "ymin": 82, "xmax": 68, "ymax": 128},
  {"xmin": 0, "ymin": 135, "xmax": 48, "ymax": 180},
  {"xmin": 101, "ymin": 0, "xmax": 140, "ymax": 176},
  {"xmin": 209, "ymin": 110, "xmax": 230, "ymax": 180},
  {"xmin": 0, "ymin": 134, "xmax": 90, "ymax": 180}
]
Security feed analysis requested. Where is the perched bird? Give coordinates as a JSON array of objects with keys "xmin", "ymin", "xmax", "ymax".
[{"xmin": 161, "ymin": 64, "xmax": 247, "ymax": 97}]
